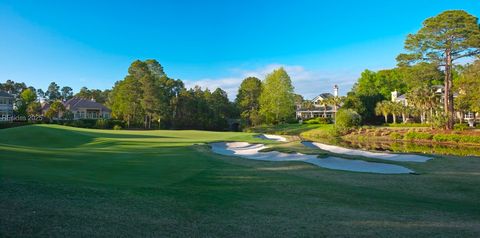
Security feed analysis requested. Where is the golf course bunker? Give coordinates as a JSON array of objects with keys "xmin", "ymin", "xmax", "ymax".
[
  {"xmin": 302, "ymin": 142, "xmax": 431, "ymax": 162},
  {"xmin": 256, "ymin": 134, "xmax": 287, "ymax": 142},
  {"xmin": 210, "ymin": 142, "xmax": 414, "ymax": 174}
]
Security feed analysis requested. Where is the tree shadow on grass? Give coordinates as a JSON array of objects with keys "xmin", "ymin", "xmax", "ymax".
[{"xmin": 0, "ymin": 125, "xmax": 177, "ymax": 149}]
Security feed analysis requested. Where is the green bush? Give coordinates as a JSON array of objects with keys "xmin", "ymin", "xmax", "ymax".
[
  {"xmin": 0, "ymin": 122, "xmax": 32, "ymax": 129},
  {"xmin": 72, "ymin": 120, "xmax": 86, "ymax": 128},
  {"xmin": 459, "ymin": 136, "xmax": 480, "ymax": 144},
  {"xmin": 389, "ymin": 132, "xmax": 403, "ymax": 140},
  {"xmin": 432, "ymin": 134, "xmax": 461, "ymax": 143},
  {"xmin": 404, "ymin": 131, "xmax": 433, "ymax": 140},
  {"xmin": 454, "ymin": 123, "xmax": 469, "ymax": 131},
  {"xmin": 431, "ymin": 134, "xmax": 480, "ymax": 144},
  {"xmin": 94, "ymin": 119, "xmax": 109, "ymax": 129},
  {"xmin": 431, "ymin": 113, "xmax": 448, "ymax": 129},
  {"xmin": 113, "ymin": 125, "xmax": 122, "ymax": 130},
  {"xmin": 334, "ymin": 109, "xmax": 361, "ymax": 134},
  {"xmin": 304, "ymin": 117, "xmax": 332, "ymax": 124}
]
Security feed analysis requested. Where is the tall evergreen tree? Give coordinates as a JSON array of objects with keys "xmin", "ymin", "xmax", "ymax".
[
  {"xmin": 235, "ymin": 77, "xmax": 262, "ymax": 126},
  {"xmin": 46, "ymin": 82, "xmax": 61, "ymax": 101},
  {"xmin": 397, "ymin": 10, "xmax": 480, "ymax": 129},
  {"xmin": 60, "ymin": 86, "xmax": 73, "ymax": 101}
]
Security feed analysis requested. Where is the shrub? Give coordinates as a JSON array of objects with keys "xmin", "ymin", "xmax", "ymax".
[
  {"xmin": 389, "ymin": 132, "xmax": 403, "ymax": 140},
  {"xmin": 72, "ymin": 120, "xmax": 86, "ymax": 128},
  {"xmin": 432, "ymin": 134, "xmax": 461, "ymax": 143},
  {"xmin": 459, "ymin": 136, "xmax": 480, "ymax": 144},
  {"xmin": 304, "ymin": 117, "xmax": 332, "ymax": 124},
  {"xmin": 334, "ymin": 109, "xmax": 361, "ymax": 134},
  {"xmin": 0, "ymin": 122, "xmax": 32, "ymax": 129},
  {"xmin": 454, "ymin": 123, "xmax": 469, "ymax": 131},
  {"xmin": 430, "ymin": 134, "xmax": 480, "ymax": 144},
  {"xmin": 404, "ymin": 131, "xmax": 433, "ymax": 140},
  {"xmin": 431, "ymin": 113, "xmax": 448, "ymax": 129},
  {"xmin": 113, "ymin": 125, "xmax": 122, "ymax": 130},
  {"xmin": 94, "ymin": 119, "xmax": 109, "ymax": 129}
]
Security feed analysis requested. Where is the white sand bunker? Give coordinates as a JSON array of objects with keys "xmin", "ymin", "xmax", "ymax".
[
  {"xmin": 302, "ymin": 142, "xmax": 431, "ymax": 162},
  {"xmin": 211, "ymin": 142, "xmax": 413, "ymax": 174},
  {"xmin": 255, "ymin": 134, "xmax": 287, "ymax": 142}
]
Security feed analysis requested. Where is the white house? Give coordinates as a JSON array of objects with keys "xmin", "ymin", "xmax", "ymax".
[{"xmin": 296, "ymin": 85, "xmax": 340, "ymax": 119}]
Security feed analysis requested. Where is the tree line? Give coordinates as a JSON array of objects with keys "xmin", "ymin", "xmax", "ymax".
[
  {"xmin": 108, "ymin": 60, "xmax": 297, "ymax": 130},
  {"xmin": 1, "ymin": 60, "xmax": 298, "ymax": 130},
  {"xmin": 343, "ymin": 10, "xmax": 480, "ymax": 129}
]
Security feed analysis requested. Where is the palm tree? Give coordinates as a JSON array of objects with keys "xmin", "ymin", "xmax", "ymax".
[
  {"xmin": 375, "ymin": 100, "xmax": 390, "ymax": 124},
  {"xmin": 301, "ymin": 100, "xmax": 315, "ymax": 118},
  {"xmin": 407, "ymin": 87, "xmax": 428, "ymax": 123},
  {"xmin": 389, "ymin": 101, "xmax": 403, "ymax": 124},
  {"xmin": 326, "ymin": 96, "xmax": 344, "ymax": 123},
  {"xmin": 320, "ymin": 99, "xmax": 328, "ymax": 118},
  {"xmin": 408, "ymin": 87, "xmax": 439, "ymax": 124}
]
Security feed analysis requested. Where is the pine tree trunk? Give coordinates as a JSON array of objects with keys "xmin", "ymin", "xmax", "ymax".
[{"xmin": 445, "ymin": 49, "xmax": 454, "ymax": 130}]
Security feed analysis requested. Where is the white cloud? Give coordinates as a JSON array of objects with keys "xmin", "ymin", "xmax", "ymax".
[{"xmin": 185, "ymin": 64, "xmax": 358, "ymax": 101}]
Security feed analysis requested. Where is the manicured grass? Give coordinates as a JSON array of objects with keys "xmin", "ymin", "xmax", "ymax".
[
  {"xmin": 1, "ymin": 124, "xmax": 480, "ymax": 237},
  {"xmin": 247, "ymin": 123, "xmax": 328, "ymax": 135}
]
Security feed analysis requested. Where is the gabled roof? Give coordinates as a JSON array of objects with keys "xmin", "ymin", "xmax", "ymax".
[
  {"xmin": 0, "ymin": 91, "xmax": 14, "ymax": 98},
  {"xmin": 41, "ymin": 102, "xmax": 50, "ymax": 112},
  {"xmin": 397, "ymin": 94, "xmax": 406, "ymax": 100},
  {"xmin": 64, "ymin": 97, "xmax": 111, "ymax": 112},
  {"xmin": 312, "ymin": 93, "xmax": 334, "ymax": 102}
]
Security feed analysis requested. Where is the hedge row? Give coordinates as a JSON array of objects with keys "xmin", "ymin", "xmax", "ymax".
[
  {"xmin": 0, "ymin": 122, "xmax": 33, "ymax": 129},
  {"xmin": 390, "ymin": 131, "xmax": 480, "ymax": 144},
  {"xmin": 58, "ymin": 119, "xmax": 125, "ymax": 129},
  {"xmin": 303, "ymin": 117, "xmax": 332, "ymax": 124}
]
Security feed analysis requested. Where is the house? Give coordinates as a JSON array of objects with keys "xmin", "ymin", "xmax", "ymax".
[
  {"xmin": 391, "ymin": 90, "xmax": 407, "ymax": 106},
  {"xmin": 42, "ymin": 97, "xmax": 111, "ymax": 120},
  {"xmin": 64, "ymin": 98, "xmax": 111, "ymax": 120},
  {"xmin": 0, "ymin": 91, "xmax": 14, "ymax": 120},
  {"xmin": 391, "ymin": 86, "xmax": 478, "ymax": 126},
  {"xmin": 296, "ymin": 85, "xmax": 340, "ymax": 120}
]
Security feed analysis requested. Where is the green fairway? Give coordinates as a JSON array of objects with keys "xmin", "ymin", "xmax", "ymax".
[{"xmin": 1, "ymin": 125, "xmax": 480, "ymax": 237}]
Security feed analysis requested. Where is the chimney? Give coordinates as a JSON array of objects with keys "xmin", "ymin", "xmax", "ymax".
[
  {"xmin": 333, "ymin": 84, "xmax": 339, "ymax": 97},
  {"xmin": 91, "ymin": 97, "xmax": 96, "ymax": 102},
  {"xmin": 391, "ymin": 90, "xmax": 398, "ymax": 102}
]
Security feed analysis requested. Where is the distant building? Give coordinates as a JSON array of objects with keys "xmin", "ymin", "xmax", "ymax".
[
  {"xmin": 296, "ymin": 85, "xmax": 340, "ymax": 120},
  {"xmin": 42, "ymin": 97, "xmax": 111, "ymax": 120},
  {"xmin": 391, "ymin": 86, "xmax": 478, "ymax": 125},
  {"xmin": 0, "ymin": 91, "xmax": 14, "ymax": 119},
  {"xmin": 391, "ymin": 90, "xmax": 407, "ymax": 106}
]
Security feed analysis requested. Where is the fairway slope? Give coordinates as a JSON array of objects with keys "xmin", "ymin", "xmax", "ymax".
[{"xmin": 1, "ymin": 124, "xmax": 480, "ymax": 237}]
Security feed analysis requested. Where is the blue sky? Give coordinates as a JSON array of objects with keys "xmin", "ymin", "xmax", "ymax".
[{"xmin": 0, "ymin": 0, "xmax": 479, "ymax": 100}]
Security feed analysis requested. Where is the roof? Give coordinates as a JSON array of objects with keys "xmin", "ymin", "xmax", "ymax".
[
  {"xmin": 396, "ymin": 94, "xmax": 406, "ymax": 100},
  {"xmin": 41, "ymin": 102, "xmax": 50, "ymax": 112},
  {"xmin": 0, "ymin": 91, "xmax": 14, "ymax": 98},
  {"xmin": 64, "ymin": 97, "xmax": 111, "ymax": 112},
  {"xmin": 312, "ymin": 93, "xmax": 334, "ymax": 102}
]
